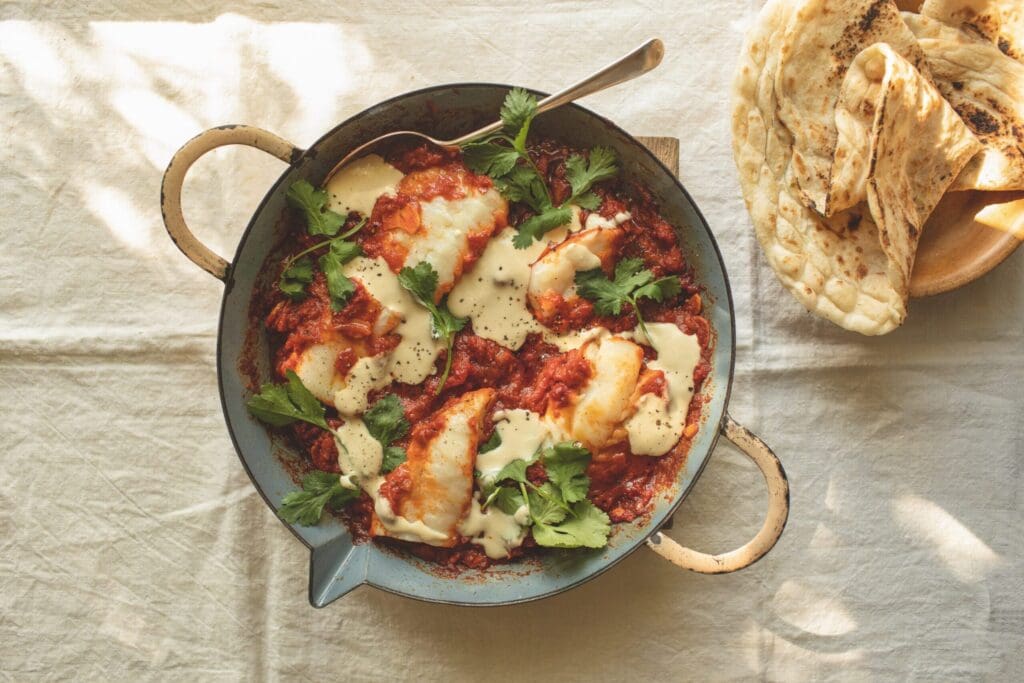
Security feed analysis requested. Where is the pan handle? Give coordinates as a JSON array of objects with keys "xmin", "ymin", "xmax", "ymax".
[
  {"xmin": 160, "ymin": 125, "xmax": 302, "ymax": 281},
  {"xmin": 646, "ymin": 413, "xmax": 789, "ymax": 573}
]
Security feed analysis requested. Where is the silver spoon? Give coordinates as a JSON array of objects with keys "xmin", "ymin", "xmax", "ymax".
[{"xmin": 322, "ymin": 38, "xmax": 665, "ymax": 184}]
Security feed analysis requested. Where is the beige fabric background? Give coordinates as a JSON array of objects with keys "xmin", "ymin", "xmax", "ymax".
[{"xmin": 1, "ymin": 1, "xmax": 1021, "ymax": 680}]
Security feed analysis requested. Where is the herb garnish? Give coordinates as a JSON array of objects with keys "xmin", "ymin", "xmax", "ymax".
[
  {"xmin": 363, "ymin": 394, "xmax": 411, "ymax": 473},
  {"xmin": 247, "ymin": 371, "xmax": 362, "ymax": 525},
  {"xmin": 481, "ymin": 441, "xmax": 611, "ymax": 549},
  {"xmin": 285, "ymin": 179, "xmax": 346, "ymax": 237},
  {"xmin": 247, "ymin": 370, "xmax": 336, "ymax": 433},
  {"xmin": 461, "ymin": 88, "xmax": 619, "ymax": 248},
  {"xmin": 575, "ymin": 257, "xmax": 681, "ymax": 342},
  {"xmin": 247, "ymin": 377, "xmax": 414, "ymax": 523},
  {"xmin": 280, "ymin": 180, "xmax": 366, "ymax": 309},
  {"xmin": 278, "ymin": 471, "xmax": 360, "ymax": 525},
  {"xmin": 397, "ymin": 262, "xmax": 467, "ymax": 394}
]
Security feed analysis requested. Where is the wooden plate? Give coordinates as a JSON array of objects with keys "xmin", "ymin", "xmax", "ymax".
[{"xmin": 910, "ymin": 191, "xmax": 1024, "ymax": 297}]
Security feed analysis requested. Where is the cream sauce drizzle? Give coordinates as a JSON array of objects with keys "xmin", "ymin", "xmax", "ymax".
[
  {"xmin": 333, "ymin": 418, "xmax": 383, "ymax": 482},
  {"xmin": 331, "ymin": 439, "xmax": 449, "ymax": 545},
  {"xmin": 325, "ymin": 154, "xmax": 404, "ymax": 217},
  {"xmin": 624, "ymin": 323, "xmax": 701, "ymax": 456},
  {"xmin": 448, "ymin": 227, "xmax": 546, "ymax": 349},
  {"xmin": 584, "ymin": 210, "xmax": 632, "ymax": 230},
  {"xmin": 331, "ymin": 256, "xmax": 444, "ymax": 415},
  {"xmin": 476, "ymin": 409, "xmax": 552, "ymax": 479},
  {"xmin": 457, "ymin": 496, "xmax": 527, "ymax": 559},
  {"xmin": 370, "ymin": 482, "xmax": 449, "ymax": 544},
  {"xmin": 542, "ymin": 326, "xmax": 609, "ymax": 353}
]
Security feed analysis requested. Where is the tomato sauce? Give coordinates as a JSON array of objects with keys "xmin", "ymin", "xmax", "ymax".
[{"xmin": 254, "ymin": 139, "xmax": 715, "ymax": 571}]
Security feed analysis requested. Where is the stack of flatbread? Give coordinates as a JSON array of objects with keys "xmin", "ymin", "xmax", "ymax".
[{"xmin": 732, "ymin": 0, "xmax": 1024, "ymax": 334}]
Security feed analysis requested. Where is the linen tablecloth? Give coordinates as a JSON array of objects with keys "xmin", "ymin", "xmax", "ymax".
[{"xmin": 2, "ymin": 1, "xmax": 1021, "ymax": 679}]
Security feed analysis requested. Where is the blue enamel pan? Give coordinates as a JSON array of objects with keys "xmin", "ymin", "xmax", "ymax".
[{"xmin": 160, "ymin": 84, "xmax": 789, "ymax": 607}]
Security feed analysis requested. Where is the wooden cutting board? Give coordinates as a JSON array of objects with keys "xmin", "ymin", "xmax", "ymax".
[{"xmin": 637, "ymin": 136, "xmax": 679, "ymax": 177}]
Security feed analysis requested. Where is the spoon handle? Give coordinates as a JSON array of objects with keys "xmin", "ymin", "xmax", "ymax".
[{"xmin": 448, "ymin": 38, "xmax": 665, "ymax": 146}]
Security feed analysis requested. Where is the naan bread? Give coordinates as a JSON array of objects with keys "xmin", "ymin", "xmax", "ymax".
[
  {"xmin": 734, "ymin": 0, "xmax": 902, "ymax": 334},
  {"xmin": 903, "ymin": 12, "xmax": 1024, "ymax": 191},
  {"xmin": 921, "ymin": 0, "xmax": 1024, "ymax": 62},
  {"xmin": 833, "ymin": 44, "xmax": 980, "ymax": 282},
  {"xmin": 733, "ymin": 0, "xmax": 980, "ymax": 335},
  {"xmin": 776, "ymin": 0, "xmax": 929, "ymax": 215}
]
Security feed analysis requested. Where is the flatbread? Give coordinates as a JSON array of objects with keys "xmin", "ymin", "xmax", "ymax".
[
  {"xmin": 734, "ymin": 0, "xmax": 903, "ymax": 334},
  {"xmin": 834, "ymin": 44, "xmax": 980, "ymax": 280},
  {"xmin": 732, "ymin": 0, "xmax": 980, "ymax": 335},
  {"xmin": 921, "ymin": 0, "xmax": 1024, "ymax": 62},
  {"xmin": 775, "ymin": 0, "xmax": 929, "ymax": 216},
  {"xmin": 904, "ymin": 12, "xmax": 1024, "ymax": 191}
]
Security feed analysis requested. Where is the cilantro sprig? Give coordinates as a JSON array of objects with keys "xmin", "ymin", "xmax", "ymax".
[
  {"xmin": 575, "ymin": 257, "xmax": 681, "ymax": 343},
  {"xmin": 481, "ymin": 442, "xmax": 611, "ymax": 549},
  {"xmin": 398, "ymin": 262, "xmax": 467, "ymax": 394},
  {"xmin": 246, "ymin": 371, "xmax": 362, "ymax": 525},
  {"xmin": 247, "ymin": 378, "xmax": 413, "ymax": 523},
  {"xmin": 461, "ymin": 88, "xmax": 619, "ymax": 248},
  {"xmin": 278, "ymin": 471, "xmax": 360, "ymax": 526},
  {"xmin": 247, "ymin": 370, "xmax": 335, "ymax": 433},
  {"xmin": 363, "ymin": 394, "xmax": 410, "ymax": 472},
  {"xmin": 285, "ymin": 179, "xmax": 346, "ymax": 237},
  {"xmin": 280, "ymin": 180, "xmax": 366, "ymax": 309}
]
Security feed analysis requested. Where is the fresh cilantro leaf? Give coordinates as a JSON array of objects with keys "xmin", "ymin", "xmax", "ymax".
[
  {"xmin": 276, "ymin": 217, "xmax": 366, "ymax": 302},
  {"xmin": 531, "ymin": 500, "xmax": 611, "ymax": 549},
  {"xmin": 492, "ymin": 454, "xmax": 536, "ymax": 485},
  {"xmin": 527, "ymin": 482, "xmax": 570, "ymax": 525},
  {"xmin": 301, "ymin": 471, "xmax": 343, "ymax": 495},
  {"xmin": 381, "ymin": 446, "xmax": 407, "ymax": 473},
  {"xmin": 286, "ymin": 179, "xmax": 346, "ymax": 236},
  {"xmin": 542, "ymin": 442, "xmax": 592, "ymax": 504},
  {"xmin": 361, "ymin": 395, "xmax": 410, "ymax": 472},
  {"xmin": 397, "ymin": 261, "xmax": 439, "ymax": 304},
  {"xmin": 614, "ymin": 257, "xmax": 657, "ymax": 293},
  {"xmin": 279, "ymin": 256, "xmax": 313, "ymax": 301},
  {"xmin": 318, "ymin": 239, "xmax": 362, "ymax": 311},
  {"xmin": 512, "ymin": 206, "xmax": 573, "ymax": 249},
  {"xmin": 363, "ymin": 394, "xmax": 409, "ymax": 446},
  {"xmin": 481, "ymin": 483, "xmax": 526, "ymax": 515},
  {"xmin": 432, "ymin": 304, "xmax": 467, "ymax": 340},
  {"xmin": 479, "ymin": 430, "xmax": 501, "ymax": 454},
  {"xmin": 633, "ymin": 275, "xmax": 681, "ymax": 304},
  {"xmin": 500, "ymin": 87, "xmax": 538, "ymax": 142},
  {"xmin": 565, "ymin": 147, "xmax": 618, "ymax": 201},
  {"xmin": 278, "ymin": 470, "xmax": 359, "ymax": 526},
  {"xmin": 462, "ymin": 142, "xmax": 520, "ymax": 177},
  {"xmin": 573, "ymin": 191, "xmax": 602, "ymax": 211},
  {"xmin": 247, "ymin": 370, "xmax": 329, "ymax": 431},
  {"xmin": 495, "ymin": 165, "xmax": 552, "ymax": 214},
  {"xmin": 460, "ymin": 91, "xmax": 620, "ymax": 252},
  {"xmin": 492, "ymin": 486, "xmax": 526, "ymax": 516},
  {"xmin": 575, "ymin": 267, "xmax": 629, "ymax": 316},
  {"xmin": 575, "ymin": 257, "xmax": 682, "ymax": 345},
  {"xmin": 398, "ymin": 262, "xmax": 467, "ymax": 393}
]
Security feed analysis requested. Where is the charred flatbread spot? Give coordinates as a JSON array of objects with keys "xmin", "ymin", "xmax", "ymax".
[
  {"xmin": 856, "ymin": 263, "xmax": 869, "ymax": 279},
  {"xmin": 858, "ymin": 0, "xmax": 883, "ymax": 33},
  {"xmin": 847, "ymin": 213, "xmax": 862, "ymax": 231},
  {"xmin": 951, "ymin": 81, "xmax": 964, "ymax": 91},
  {"xmin": 964, "ymin": 107, "xmax": 1001, "ymax": 135},
  {"xmin": 998, "ymin": 38, "xmax": 1011, "ymax": 56}
]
